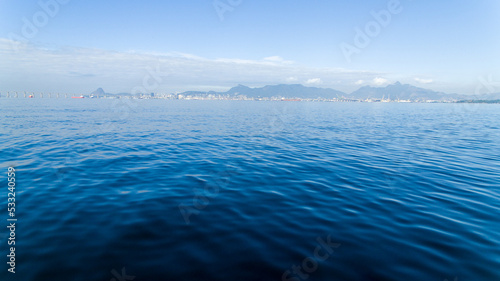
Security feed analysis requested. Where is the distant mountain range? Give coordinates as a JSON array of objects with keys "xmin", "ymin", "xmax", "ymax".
[
  {"xmin": 350, "ymin": 82, "xmax": 452, "ymax": 101},
  {"xmin": 92, "ymin": 83, "xmax": 500, "ymax": 101},
  {"xmin": 224, "ymin": 84, "xmax": 345, "ymax": 99}
]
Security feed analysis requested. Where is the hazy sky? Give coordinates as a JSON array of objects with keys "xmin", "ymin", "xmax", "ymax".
[{"xmin": 1, "ymin": 0, "xmax": 499, "ymax": 94}]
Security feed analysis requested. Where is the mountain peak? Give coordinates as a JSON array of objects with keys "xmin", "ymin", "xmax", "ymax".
[
  {"xmin": 91, "ymin": 88, "xmax": 105, "ymax": 96},
  {"xmin": 350, "ymin": 82, "xmax": 447, "ymax": 100}
]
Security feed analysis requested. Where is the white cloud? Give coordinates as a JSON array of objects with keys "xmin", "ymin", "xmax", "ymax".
[
  {"xmin": 355, "ymin": 79, "xmax": 364, "ymax": 85},
  {"xmin": 263, "ymin": 56, "xmax": 293, "ymax": 64},
  {"xmin": 0, "ymin": 38, "xmax": 391, "ymax": 93},
  {"xmin": 414, "ymin": 77, "xmax": 433, "ymax": 84},
  {"xmin": 373, "ymin": 77, "xmax": 388, "ymax": 86},
  {"xmin": 305, "ymin": 78, "xmax": 322, "ymax": 85},
  {"xmin": 215, "ymin": 56, "xmax": 293, "ymax": 66}
]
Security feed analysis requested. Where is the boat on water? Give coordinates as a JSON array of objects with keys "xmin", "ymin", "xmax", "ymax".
[{"xmin": 72, "ymin": 95, "xmax": 85, "ymax": 99}]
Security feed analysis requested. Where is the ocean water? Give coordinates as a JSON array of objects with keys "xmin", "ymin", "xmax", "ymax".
[{"xmin": 1, "ymin": 99, "xmax": 499, "ymax": 281}]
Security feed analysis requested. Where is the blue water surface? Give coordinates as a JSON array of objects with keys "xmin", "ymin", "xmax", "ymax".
[{"xmin": 0, "ymin": 99, "xmax": 499, "ymax": 281}]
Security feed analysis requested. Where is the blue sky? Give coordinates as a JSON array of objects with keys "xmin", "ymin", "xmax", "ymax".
[{"xmin": 1, "ymin": 0, "xmax": 499, "ymax": 94}]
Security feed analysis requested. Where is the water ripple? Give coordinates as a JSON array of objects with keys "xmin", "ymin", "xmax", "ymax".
[{"xmin": 0, "ymin": 100, "xmax": 499, "ymax": 280}]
